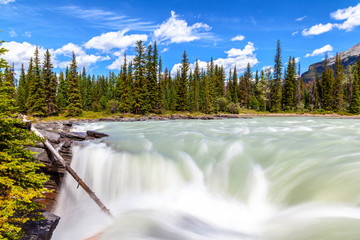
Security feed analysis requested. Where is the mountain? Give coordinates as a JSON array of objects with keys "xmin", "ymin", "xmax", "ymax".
[{"xmin": 301, "ymin": 42, "xmax": 360, "ymax": 82}]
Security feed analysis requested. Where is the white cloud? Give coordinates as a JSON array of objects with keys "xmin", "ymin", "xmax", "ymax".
[
  {"xmin": 231, "ymin": 35, "xmax": 245, "ymax": 41},
  {"xmin": 302, "ymin": 23, "xmax": 334, "ymax": 36},
  {"xmin": 225, "ymin": 42, "xmax": 255, "ymax": 57},
  {"xmin": 23, "ymin": 31, "xmax": 31, "ymax": 38},
  {"xmin": 171, "ymin": 42, "xmax": 258, "ymax": 75},
  {"xmin": 84, "ymin": 29, "xmax": 148, "ymax": 51},
  {"xmin": 301, "ymin": 3, "xmax": 360, "ymax": 36},
  {"xmin": 58, "ymin": 5, "xmax": 155, "ymax": 31},
  {"xmin": 295, "ymin": 57, "xmax": 300, "ymax": 63},
  {"xmin": 331, "ymin": 3, "xmax": 360, "ymax": 31},
  {"xmin": 107, "ymin": 55, "xmax": 135, "ymax": 70},
  {"xmin": 154, "ymin": 11, "xmax": 211, "ymax": 44},
  {"xmin": 296, "ymin": 16, "xmax": 307, "ymax": 21},
  {"xmin": 54, "ymin": 43, "xmax": 109, "ymax": 69},
  {"xmin": 305, "ymin": 44, "xmax": 333, "ymax": 58},
  {"xmin": 0, "ymin": 0, "xmax": 15, "ymax": 4},
  {"xmin": 161, "ymin": 47, "xmax": 169, "ymax": 53},
  {"xmin": 0, "ymin": 41, "xmax": 47, "ymax": 70},
  {"xmin": 1, "ymin": 41, "xmax": 110, "ymax": 71},
  {"xmin": 9, "ymin": 30, "xmax": 17, "ymax": 37},
  {"xmin": 292, "ymin": 31, "xmax": 299, "ymax": 36},
  {"xmin": 54, "ymin": 42, "xmax": 85, "ymax": 57}
]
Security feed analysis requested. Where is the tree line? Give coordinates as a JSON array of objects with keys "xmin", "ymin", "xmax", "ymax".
[{"xmin": 4, "ymin": 40, "xmax": 360, "ymax": 117}]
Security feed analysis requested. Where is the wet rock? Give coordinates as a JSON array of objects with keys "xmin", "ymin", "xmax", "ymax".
[
  {"xmin": 59, "ymin": 131, "xmax": 86, "ymax": 141},
  {"xmin": 86, "ymin": 130, "xmax": 109, "ymax": 138},
  {"xmin": 21, "ymin": 211, "xmax": 60, "ymax": 240}
]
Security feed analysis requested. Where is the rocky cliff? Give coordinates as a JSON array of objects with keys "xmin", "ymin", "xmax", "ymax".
[{"xmin": 302, "ymin": 42, "xmax": 360, "ymax": 82}]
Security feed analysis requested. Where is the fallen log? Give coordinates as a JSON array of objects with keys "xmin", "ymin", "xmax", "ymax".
[{"xmin": 31, "ymin": 125, "xmax": 114, "ymax": 219}]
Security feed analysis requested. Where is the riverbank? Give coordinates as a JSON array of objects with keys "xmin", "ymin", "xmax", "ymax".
[{"xmin": 36, "ymin": 111, "xmax": 360, "ymax": 123}]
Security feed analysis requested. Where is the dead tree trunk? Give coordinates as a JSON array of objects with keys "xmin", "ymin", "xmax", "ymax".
[{"xmin": 31, "ymin": 125, "xmax": 114, "ymax": 218}]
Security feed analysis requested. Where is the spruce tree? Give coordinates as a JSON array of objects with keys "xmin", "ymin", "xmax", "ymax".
[
  {"xmin": 321, "ymin": 54, "xmax": 334, "ymax": 111},
  {"xmin": 193, "ymin": 60, "xmax": 200, "ymax": 111},
  {"xmin": 271, "ymin": 40, "xmax": 282, "ymax": 112},
  {"xmin": 232, "ymin": 66, "xmax": 239, "ymax": 103},
  {"xmin": 43, "ymin": 49, "xmax": 58, "ymax": 115},
  {"xmin": 178, "ymin": 51, "xmax": 190, "ymax": 111},
  {"xmin": 133, "ymin": 40, "xmax": 149, "ymax": 114},
  {"xmin": 350, "ymin": 74, "xmax": 360, "ymax": 113},
  {"xmin": 0, "ymin": 41, "xmax": 48, "ymax": 240},
  {"xmin": 334, "ymin": 53, "xmax": 344, "ymax": 111},
  {"xmin": 27, "ymin": 46, "xmax": 47, "ymax": 116},
  {"xmin": 282, "ymin": 57, "xmax": 296, "ymax": 110},
  {"xmin": 118, "ymin": 54, "xmax": 131, "ymax": 113},
  {"xmin": 16, "ymin": 64, "xmax": 28, "ymax": 113},
  {"xmin": 66, "ymin": 53, "xmax": 83, "ymax": 116}
]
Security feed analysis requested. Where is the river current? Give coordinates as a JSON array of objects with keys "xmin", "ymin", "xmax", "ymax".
[{"xmin": 52, "ymin": 118, "xmax": 360, "ymax": 240}]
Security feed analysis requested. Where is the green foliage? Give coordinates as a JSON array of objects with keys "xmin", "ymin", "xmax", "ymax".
[
  {"xmin": 226, "ymin": 102, "xmax": 240, "ymax": 114},
  {"xmin": 66, "ymin": 53, "xmax": 83, "ymax": 117},
  {"xmin": 271, "ymin": 40, "xmax": 282, "ymax": 112},
  {"xmin": 334, "ymin": 53, "xmax": 344, "ymax": 111},
  {"xmin": 107, "ymin": 99, "xmax": 120, "ymax": 114},
  {"xmin": 27, "ymin": 47, "xmax": 47, "ymax": 117},
  {"xmin": 248, "ymin": 95, "xmax": 259, "ymax": 110},
  {"xmin": 42, "ymin": 50, "xmax": 58, "ymax": 115},
  {"xmin": 0, "ymin": 42, "xmax": 48, "ymax": 239},
  {"xmin": 282, "ymin": 57, "xmax": 297, "ymax": 110},
  {"xmin": 16, "ymin": 64, "xmax": 28, "ymax": 113}
]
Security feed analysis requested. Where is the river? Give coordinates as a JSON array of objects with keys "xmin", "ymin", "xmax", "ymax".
[{"xmin": 52, "ymin": 117, "xmax": 360, "ymax": 240}]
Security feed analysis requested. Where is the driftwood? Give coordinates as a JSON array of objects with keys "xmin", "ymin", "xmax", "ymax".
[{"xmin": 31, "ymin": 125, "xmax": 114, "ymax": 218}]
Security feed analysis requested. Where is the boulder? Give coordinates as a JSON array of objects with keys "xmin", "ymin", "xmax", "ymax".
[
  {"xmin": 86, "ymin": 130, "xmax": 109, "ymax": 138},
  {"xmin": 59, "ymin": 131, "xmax": 86, "ymax": 141},
  {"xmin": 21, "ymin": 212, "xmax": 60, "ymax": 240}
]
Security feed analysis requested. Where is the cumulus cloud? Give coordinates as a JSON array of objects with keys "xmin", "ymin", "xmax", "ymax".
[
  {"xmin": 154, "ymin": 11, "xmax": 211, "ymax": 44},
  {"xmin": 305, "ymin": 44, "xmax": 333, "ymax": 58},
  {"xmin": 225, "ymin": 42, "xmax": 255, "ymax": 57},
  {"xmin": 84, "ymin": 29, "xmax": 148, "ymax": 51},
  {"xmin": 331, "ymin": 3, "xmax": 360, "ymax": 31},
  {"xmin": 0, "ymin": 41, "xmax": 47, "ymax": 69},
  {"xmin": 231, "ymin": 35, "xmax": 245, "ymax": 41},
  {"xmin": 302, "ymin": 3, "xmax": 360, "ymax": 36},
  {"xmin": 1, "ymin": 41, "xmax": 110, "ymax": 71},
  {"xmin": 0, "ymin": 0, "xmax": 15, "ymax": 4},
  {"xmin": 107, "ymin": 55, "xmax": 135, "ymax": 70},
  {"xmin": 302, "ymin": 23, "xmax": 334, "ymax": 36},
  {"xmin": 54, "ymin": 43, "xmax": 110, "ymax": 69},
  {"xmin": 171, "ymin": 42, "xmax": 258, "ymax": 75}
]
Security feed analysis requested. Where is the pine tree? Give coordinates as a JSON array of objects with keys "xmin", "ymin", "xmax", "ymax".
[
  {"xmin": 271, "ymin": 40, "xmax": 282, "ymax": 112},
  {"xmin": 178, "ymin": 51, "xmax": 190, "ymax": 111},
  {"xmin": 27, "ymin": 46, "xmax": 47, "ymax": 116},
  {"xmin": 193, "ymin": 60, "xmax": 200, "ymax": 111},
  {"xmin": 0, "ymin": 41, "xmax": 48, "ymax": 240},
  {"xmin": 16, "ymin": 64, "xmax": 28, "ymax": 113},
  {"xmin": 133, "ymin": 41, "xmax": 149, "ymax": 114},
  {"xmin": 66, "ymin": 53, "xmax": 83, "ymax": 116},
  {"xmin": 350, "ymin": 74, "xmax": 360, "ymax": 113},
  {"xmin": 334, "ymin": 53, "xmax": 344, "ymax": 111},
  {"xmin": 43, "ymin": 49, "xmax": 58, "ymax": 115},
  {"xmin": 231, "ymin": 66, "xmax": 239, "ymax": 103},
  {"xmin": 321, "ymin": 54, "xmax": 334, "ymax": 111},
  {"xmin": 282, "ymin": 57, "xmax": 296, "ymax": 110},
  {"xmin": 118, "ymin": 54, "xmax": 131, "ymax": 113}
]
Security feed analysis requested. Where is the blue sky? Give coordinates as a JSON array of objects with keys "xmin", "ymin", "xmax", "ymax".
[{"xmin": 0, "ymin": 0, "xmax": 360, "ymax": 77}]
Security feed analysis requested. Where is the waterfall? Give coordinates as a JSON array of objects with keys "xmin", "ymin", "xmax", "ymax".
[{"xmin": 53, "ymin": 119, "xmax": 360, "ymax": 240}]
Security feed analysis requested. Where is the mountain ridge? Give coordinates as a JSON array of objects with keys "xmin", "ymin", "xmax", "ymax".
[{"xmin": 301, "ymin": 42, "xmax": 360, "ymax": 82}]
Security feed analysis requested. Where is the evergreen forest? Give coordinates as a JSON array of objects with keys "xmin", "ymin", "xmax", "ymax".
[{"xmin": 7, "ymin": 40, "xmax": 360, "ymax": 117}]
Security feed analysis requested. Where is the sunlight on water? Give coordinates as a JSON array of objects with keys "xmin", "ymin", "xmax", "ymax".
[{"xmin": 53, "ymin": 118, "xmax": 360, "ymax": 240}]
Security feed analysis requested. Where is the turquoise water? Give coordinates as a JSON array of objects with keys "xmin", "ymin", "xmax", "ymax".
[{"xmin": 53, "ymin": 118, "xmax": 360, "ymax": 240}]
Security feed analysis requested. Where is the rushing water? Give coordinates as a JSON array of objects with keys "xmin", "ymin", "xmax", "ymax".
[{"xmin": 53, "ymin": 118, "xmax": 360, "ymax": 240}]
